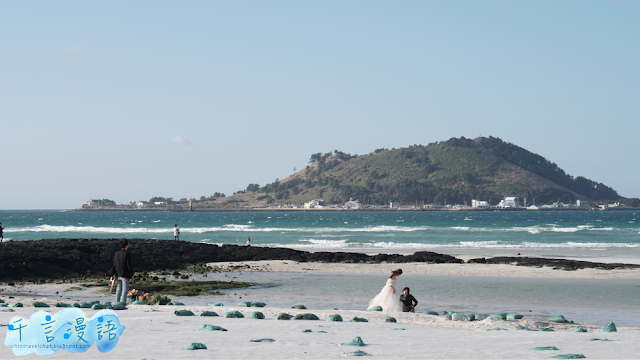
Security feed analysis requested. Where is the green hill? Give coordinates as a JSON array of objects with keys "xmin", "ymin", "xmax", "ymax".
[{"xmin": 257, "ymin": 136, "xmax": 620, "ymax": 206}]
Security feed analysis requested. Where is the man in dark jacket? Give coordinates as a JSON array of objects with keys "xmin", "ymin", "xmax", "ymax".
[
  {"xmin": 400, "ymin": 287, "xmax": 418, "ymax": 312},
  {"xmin": 110, "ymin": 239, "xmax": 134, "ymax": 303}
]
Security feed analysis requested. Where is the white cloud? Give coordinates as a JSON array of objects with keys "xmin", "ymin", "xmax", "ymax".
[
  {"xmin": 170, "ymin": 135, "xmax": 192, "ymax": 145},
  {"xmin": 55, "ymin": 46, "xmax": 82, "ymax": 56}
]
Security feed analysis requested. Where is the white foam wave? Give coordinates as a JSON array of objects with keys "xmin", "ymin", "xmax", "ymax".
[
  {"xmin": 7, "ymin": 223, "xmax": 621, "ymax": 235},
  {"xmin": 9, "ymin": 225, "xmax": 172, "ymax": 234},
  {"xmin": 285, "ymin": 241, "xmax": 640, "ymax": 250},
  {"xmin": 451, "ymin": 226, "xmax": 470, "ymax": 230},
  {"xmin": 298, "ymin": 239, "xmax": 349, "ymax": 248}
]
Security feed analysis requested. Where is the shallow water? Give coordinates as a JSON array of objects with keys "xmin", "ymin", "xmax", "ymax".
[{"xmin": 169, "ymin": 272, "xmax": 640, "ymax": 328}]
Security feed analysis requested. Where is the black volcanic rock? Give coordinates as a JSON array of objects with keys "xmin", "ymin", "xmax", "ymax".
[
  {"xmin": 466, "ymin": 256, "xmax": 640, "ymax": 270},
  {"xmin": 0, "ymin": 239, "xmax": 462, "ymax": 282}
]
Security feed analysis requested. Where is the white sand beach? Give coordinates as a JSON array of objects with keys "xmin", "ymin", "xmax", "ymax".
[
  {"xmin": 2, "ymin": 260, "xmax": 640, "ymax": 359},
  {"xmin": 209, "ymin": 259, "xmax": 640, "ymax": 279},
  {"xmin": 1, "ymin": 304, "xmax": 638, "ymax": 359}
]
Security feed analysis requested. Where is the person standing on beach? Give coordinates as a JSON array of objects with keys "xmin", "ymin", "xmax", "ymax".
[
  {"xmin": 368, "ymin": 269, "xmax": 403, "ymax": 312},
  {"xmin": 173, "ymin": 224, "xmax": 180, "ymax": 240},
  {"xmin": 400, "ymin": 287, "xmax": 418, "ymax": 312},
  {"xmin": 0, "ymin": 222, "xmax": 4, "ymax": 242},
  {"xmin": 246, "ymin": 237, "xmax": 251, "ymax": 246},
  {"xmin": 110, "ymin": 239, "xmax": 134, "ymax": 303}
]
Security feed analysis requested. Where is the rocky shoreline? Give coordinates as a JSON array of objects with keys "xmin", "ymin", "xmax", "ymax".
[{"xmin": 1, "ymin": 239, "xmax": 639, "ymax": 282}]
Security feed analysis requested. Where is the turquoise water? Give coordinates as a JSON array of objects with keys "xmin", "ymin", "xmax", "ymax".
[
  {"xmin": 194, "ymin": 272, "xmax": 640, "ymax": 328},
  {"xmin": 3, "ymin": 210, "xmax": 639, "ymax": 327},
  {"xmin": 2, "ymin": 210, "xmax": 639, "ymax": 252}
]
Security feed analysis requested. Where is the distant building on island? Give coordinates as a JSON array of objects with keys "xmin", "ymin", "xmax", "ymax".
[
  {"xmin": 136, "ymin": 201, "xmax": 149, "ymax": 209},
  {"xmin": 304, "ymin": 199, "xmax": 325, "ymax": 209},
  {"xmin": 498, "ymin": 197, "xmax": 520, "ymax": 208},
  {"xmin": 344, "ymin": 198, "xmax": 362, "ymax": 209},
  {"xmin": 471, "ymin": 199, "xmax": 489, "ymax": 209}
]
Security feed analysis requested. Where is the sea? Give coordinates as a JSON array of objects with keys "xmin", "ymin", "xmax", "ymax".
[
  {"xmin": 2, "ymin": 210, "xmax": 640, "ymax": 327},
  {"xmin": 2, "ymin": 210, "xmax": 639, "ymax": 252}
]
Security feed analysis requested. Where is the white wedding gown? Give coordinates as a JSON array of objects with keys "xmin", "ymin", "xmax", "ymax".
[{"xmin": 368, "ymin": 277, "xmax": 403, "ymax": 312}]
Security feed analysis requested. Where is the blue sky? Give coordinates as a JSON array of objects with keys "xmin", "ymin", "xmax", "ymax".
[{"xmin": 1, "ymin": 1, "xmax": 639, "ymax": 209}]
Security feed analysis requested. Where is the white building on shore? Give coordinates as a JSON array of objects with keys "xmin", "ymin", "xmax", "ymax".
[
  {"xmin": 471, "ymin": 199, "xmax": 489, "ymax": 208},
  {"xmin": 498, "ymin": 197, "xmax": 520, "ymax": 208},
  {"xmin": 344, "ymin": 198, "xmax": 362, "ymax": 209}
]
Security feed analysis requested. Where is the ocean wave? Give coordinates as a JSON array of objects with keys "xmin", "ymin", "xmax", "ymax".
[
  {"xmin": 7, "ymin": 223, "xmax": 621, "ymax": 236},
  {"xmin": 8, "ymin": 225, "xmax": 172, "ymax": 234},
  {"xmin": 298, "ymin": 239, "xmax": 349, "ymax": 248},
  {"xmin": 281, "ymin": 241, "xmax": 640, "ymax": 250},
  {"xmin": 451, "ymin": 226, "xmax": 470, "ymax": 230}
]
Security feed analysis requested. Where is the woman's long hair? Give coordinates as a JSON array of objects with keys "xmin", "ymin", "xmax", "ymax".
[{"xmin": 389, "ymin": 269, "xmax": 403, "ymax": 278}]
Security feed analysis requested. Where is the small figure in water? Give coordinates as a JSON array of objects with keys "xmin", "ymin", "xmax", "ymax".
[{"xmin": 173, "ymin": 224, "xmax": 180, "ymax": 241}]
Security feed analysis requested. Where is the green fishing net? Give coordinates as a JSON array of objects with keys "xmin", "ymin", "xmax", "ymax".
[
  {"xmin": 276, "ymin": 313, "xmax": 293, "ymax": 320},
  {"xmin": 599, "ymin": 322, "xmax": 616, "ymax": 332},
  {"xmin": 341, "ymin": 336, "xmax": 366, "ymax": 346},
  {"xmin": 516, "ymin": 326, "xmax": 536, "ymax": 331},
  {"xmin": 345, "ymin": 350, "xmax": 371, "ymax": 356},
  {"xmin": 184, "ymin": 343, "xmax": 207, "ymax": 350},
  {"xmin": 384, "ymin": 317, "xmax": 396, "ymax": 323},
  {"xmin": 350, "ymin": 317, "xmax": 368, "ymax": 322},
  {"xmin": 294, "ymin": 313, "xmax": 319, "ymax": 320},
  {"xmin": 451, "ymin": 313, "xmax": 468, "ymax": 321},
  {"xmin": 327, "ymin": 314, "xmax": 343, "ymax": 322},
  {"xmin": 250, "ymin": 312, "xmax": 265, "ymax": 319},
  {"xmin": 200, "ymin": 311, "xmax": 218, "ymax": 316},
  {"xmin": 32, "ymin": 302, "xmax": 50, "ymax": 307},
  {"xmin": 174, "ymin": 310, "xmax": 194, "ymax": 316},
  {"xmin": 200, "ymin": 324, "xmax": 227, "ymax": 331},
  {"xmin": 549, "ymin": 315, "xmax": 567, "ymax": 323},
  {"xmin": 225, "ymin": 311, "xmax": 244, "ymax": 318},
  {"xmin": 368, "ymin": 306, "xmax": 383, "ymax": 311},
  {"xmin": 530, "ymin": 346, "xmax": 559, "ymax": 351},
  {"xmin": 551, "ymin": 354, "xmax": 585, "ymax": 359}
]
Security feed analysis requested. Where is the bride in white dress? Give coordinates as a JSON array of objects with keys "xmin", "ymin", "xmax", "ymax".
[{"xmin": 368, "ymin": 269, "xmax": 403, "ymax": 312}]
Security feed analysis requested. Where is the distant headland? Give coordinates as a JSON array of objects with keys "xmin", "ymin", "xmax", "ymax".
[{"xmin": 77, "ymin": 136, "xmax": 640, "ymax": 212}]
